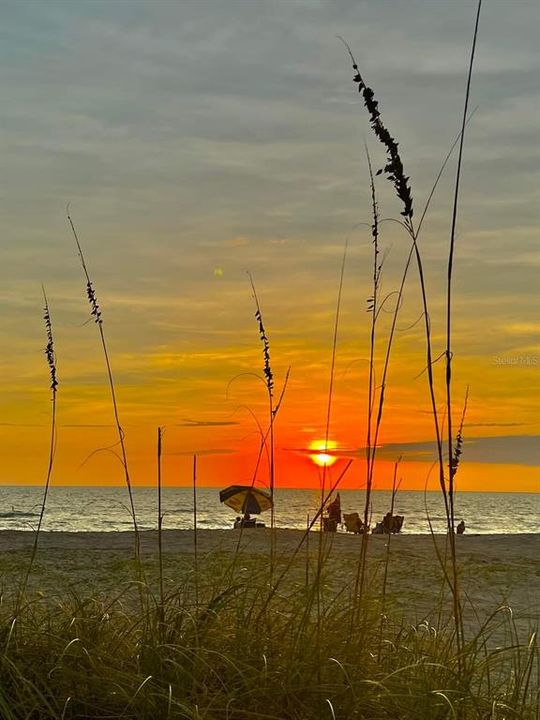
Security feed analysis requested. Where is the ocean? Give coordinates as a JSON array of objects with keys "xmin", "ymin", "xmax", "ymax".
[{"xmin": 0, "ymin": 486, "xmax": 538, "ymax": 534}]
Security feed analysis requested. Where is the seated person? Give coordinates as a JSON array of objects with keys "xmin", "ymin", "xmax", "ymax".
[
  {"xmin": 456, "ymin": 520, "xmax": 465, "ymax": 534},
  {"xmin": 323, "ymin": 516, "xmax": 338, "ymax": 532},
  {"xmin": 241, "ymin": 512, "xmax": 256, "ymax": 528},
  {"xmin": 327, "ymin": 493, "xmax": 342, "ymax": 524}
]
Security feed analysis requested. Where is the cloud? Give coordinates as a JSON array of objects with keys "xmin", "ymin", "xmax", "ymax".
[
  {"xmin": 174, "ymin": 419, "xmax": 239, "ymax": 428},
  {"xmin": 465, "ymin": 422, "xmax": 526, "ymax": 428},
  {"xmin": 0, "ymin": 422, "xmax": 44, "ymax": 428},
  {"xmin": 289, "ymin": 435, "xmax": 540, "ymax": 467},
  {"xmin": 168, "ymin": 448, "xmax": 235, "ymax": 456},
  {"xmin": 61, "ymin": 424, "xmax": 114, "ymax": 428},
  {"xmin": 502, "ymin": 323, "xmax": 540, "ymax": 336}
]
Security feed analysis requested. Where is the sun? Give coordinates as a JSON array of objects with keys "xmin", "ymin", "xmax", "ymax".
[{"xmin": 309, "ymin": 439, "xmax": 338, "ymax": 467}]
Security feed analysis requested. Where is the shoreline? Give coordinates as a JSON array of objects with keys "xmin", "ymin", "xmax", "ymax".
[
  {"xmin": 1, "ymin": 527, "xmax": 539, "ymax": 544},
  {"xmin": 0, "ymin": 528, "xmax": 539, "ymax": 552}
]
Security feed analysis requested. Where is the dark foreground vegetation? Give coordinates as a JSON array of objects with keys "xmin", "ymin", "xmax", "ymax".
[{"xmin": 1, "ymin": 543, "xmax": 538, "ymax": 720}]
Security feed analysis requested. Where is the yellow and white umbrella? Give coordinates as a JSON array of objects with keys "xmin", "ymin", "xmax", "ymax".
[{"xmin": 219, "ymin": 485, "xmax": 273, "ymax": 515}]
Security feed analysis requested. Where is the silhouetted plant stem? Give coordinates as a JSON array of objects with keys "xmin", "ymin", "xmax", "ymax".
[
  {"xmin": 305, "ymin": 512, "xmax": 310, "ymax": 591},
  {"xmin": 353, "ymin": 148, "xmax": 381, "ymax": 617},
  {"xmin": 378, "ymin": 457, "xmax": 401, "ymax": 659},
  {"xmin": 340, "ymin": 35, "xmax": 448, "ymax": 536},
  {"xmin": 366, "ymin": 110, "xmax": 477, "ymax": 517},
  {"xmin": 256, "ymin": 459, "xmax": 354, "ymax": 622},
  {"xmin": 340, "ymin": 38, "xmax": 447, "ymax": 525},
  {"xmin": 340, "ymin": 36, "xmax": 482, "ymax": 660},
  {"xmin": 228, "ymin": 370, "xmax": 290, "ymax": 582},
  {"xmin": 445, "ymin": 0, "xmax": 482, "ymax": 664},
  {"xmin": 193, "ymin": 453, "xmax": 199, "ymax": 608},
  {"xmin": 314, "ymin": 240, "xmax": 348, "ymax": 696},
  {"xmin": 359, "ymin": 119, "xmax": 479, "ymax": 619},
  {"xmin": 316, "ymin": 241, "xmax": 347, "ymax": 580},
  {"xmin": 67, "ymin": 211, "xmax": 141, "ymax": 571},
  {"xmin": 369, "ymin": 110, "xmax": 477, "ymax": 481},
  {"xmin": 16, "ymin": 288, "xmax": 58, "ymax": 617},
  {"xmin": 247, "ymin": 273, "xmax": 276, "ymax": 577},
  {"xmin": 157, "ymin": 426, "xmax": 164, "ymax": 629}
]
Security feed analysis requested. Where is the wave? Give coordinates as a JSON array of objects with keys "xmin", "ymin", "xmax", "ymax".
[{"xmin": 0, "ymin": 511, "xmax": 40, "ymax": 518}]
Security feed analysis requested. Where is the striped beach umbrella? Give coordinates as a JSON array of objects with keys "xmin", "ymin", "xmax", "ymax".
[{"xmin": 219, "ymin": 485, "xmax": 273, "ymax": 515}]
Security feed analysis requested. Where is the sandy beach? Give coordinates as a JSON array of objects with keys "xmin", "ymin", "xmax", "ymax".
[{"xmin": 1, "ymin": 529, "xmax": 538, "ymax": 634}]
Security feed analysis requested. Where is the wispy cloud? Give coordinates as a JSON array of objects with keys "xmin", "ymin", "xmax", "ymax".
[
  {"xmin": 168, "ymin": 448, "xmax": 235, "ymax": 456},
  {"xmin": 0, "ymin": 422, "xmax": 44, "ymax": 428},
  {"xmin": 466, "ymin": 422, "xmax": 527, "ymax": 429},
  {"xmin": 174, "ymin": 419, "xmax": 239, "ymax": 428},
  {"xmin": 61, "ymin": 424, "xmax": 114, "ymax": 428}
]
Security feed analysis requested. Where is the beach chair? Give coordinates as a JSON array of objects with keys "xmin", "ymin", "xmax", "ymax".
[
  {"xmin": 343, "ymin": 512, "xmax": 364, "ymax": 534},
  {"xmin": 377, "ymin": 513, "xmax": 404, "ymax": 534},
  {"xmin": 382, "ymin": 512, "xmax": 393, "ymax": 533}
]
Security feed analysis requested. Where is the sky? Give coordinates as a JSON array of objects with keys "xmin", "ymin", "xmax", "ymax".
[{"xmin": 0, "ymin": 0, "xmax": 538, "ymax": 493}]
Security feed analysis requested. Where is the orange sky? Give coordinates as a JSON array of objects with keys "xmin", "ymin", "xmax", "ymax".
[
  {"xmin": 1, "ymin": 317, "xmax": 538, "ymax": 492},
  {"xmin": 0, "ymin": 2, "xmax": 538, "ymax": 494}
]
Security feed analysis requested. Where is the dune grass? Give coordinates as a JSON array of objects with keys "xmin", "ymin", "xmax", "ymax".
[{"xmin": 2, "ymin": 548, "xmax": 538, "ymax": 720}]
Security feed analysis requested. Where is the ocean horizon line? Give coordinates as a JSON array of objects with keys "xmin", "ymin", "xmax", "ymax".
[{"xmin": 0, "ymin": 484, "xmax": 538, "ymax": 495}]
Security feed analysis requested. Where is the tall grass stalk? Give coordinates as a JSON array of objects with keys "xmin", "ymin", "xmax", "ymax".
[
  {"xmin": 320, "ymin": 240, "xmax": 348, "ymax": 506},
  {"xmin": 445, "ymin": 0, "xmax": 482, "ymax": 664},
  {"xmin": 362, "ymin": 110, "xmax": 478, "ymax": 526},
  {"xmin": 15, "ymin": 289, "xmax": 58, "ymax": 615},
  {"xmin": 157, "ymin": 426, "xmax": 165, "ymax": 626},
  {"xmin": 367, "ymin": 110, "xmax": 478, "ymax": 483},
  {"xmin": 193, "ymin": 453, "xmax": 199, "ymax": 608},
  {"xmin": 315, "ymin": 240, "xmax": 348, "ymax": 639},
  {"xmin": 228, "ymin": 370, "xmax": 290, "ymax": 582},
  {"xmin": 67, "ymin": 210, "xmax": 141, "ymax": 567},
  {"xmin": 377, "ymin": 457, "xmax": 401, "ymax": 658},
  {"xmin": 247, "ymin": 273, "xmax": 276, "ymax": 575},
  {"xmin": 340, "ymin": 35, "xmax": 485, "ymax": 657},
  {"xmin": 351, "ymin": 120, "xmax": 478, "ymax": 605},
  {"xmin": 258, "ymin": 458, "xmax": 354, "ymax": 620},
  {"xmin": 305, "ymin": 512, "xmax": 310, "ymax": 590},
  {"xmin": 347, "ymin": 115, "xmax": 479, "ymax": 637},
  {"xmin": 353, "ymin": 147, "xmax": 381, "ymax": 619},
  {"xmin": 340, "ymin": 36, "xmax": 447, "ymax": 516}
]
